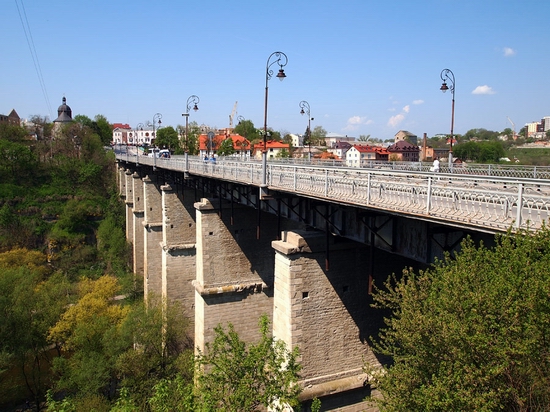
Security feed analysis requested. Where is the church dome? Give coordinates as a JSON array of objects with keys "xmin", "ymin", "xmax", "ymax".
[{"xmin": 54, "ymin": 96, "xmax": 73, "ymax": 123}]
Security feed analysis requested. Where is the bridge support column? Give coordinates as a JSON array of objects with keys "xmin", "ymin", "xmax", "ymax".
[
  {"xmin": 143, "ymin": 176, "xmax": 163, "ymax": 301},
  {"xmin": 272, "ymin": 230, "xmax": 380, "ymax": 401},
  {"xmin": 193, "ymin": 198, "xmax": 274, "ymax": 354},
  {"xmin": 161, "ymin": 184, "xmax": 196, "ymax": 329},
  {"xmin": 118, "ymin": 165, "xmax": 126, "ymax": 197},
  {"xmin": 132, "ymin": 172, "xmax": 145, "ymax": 279},
  {"xmin": 124, "ymin": 170, "xmax": 134, "ymax": 242}
]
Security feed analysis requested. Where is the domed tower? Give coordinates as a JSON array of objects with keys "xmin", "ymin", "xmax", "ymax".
[{"xmin": 54, "ymin": 96, "xmax": 73, "ymax": 123}]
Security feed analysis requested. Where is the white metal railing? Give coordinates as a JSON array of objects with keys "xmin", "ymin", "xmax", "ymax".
[{"xmin": 116, "ymin": 152, "xmax": 550, "ymax": 233}]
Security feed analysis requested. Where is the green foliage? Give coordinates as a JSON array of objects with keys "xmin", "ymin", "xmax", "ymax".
[
  {"xmin": 114, "ymin": 297, "xmax": 193, "ymax": 408},
  {"xmin": 0, "ymin": 122, "xmax": 28, "ymax": 142},
  {"xmin": 463, "ymin": 128, "xmax": 500, "ymax": 141},
  {"xmin": 194, "ymin": 314, "xmax": 302, "ymax": 412},
  {"xmin": 217, "ymin": 137, "xmax": 236, "ymax": 156},
  {"xmin": 155, "ymin": 126, "xmax": 179, "ymax": 151},
  {"xmin": 0, "ymin": 139, "xmax": 40, "ymax": 185},
  {"xmin": 453, "ymin": 140, "xmax": 505, "ymax": 163},
  {"xmin": 0, "ymin": 255, "xmax": 69, "ymax": 406},
  {"xmin": 233, "ymin": 119, "xmax": 260, "ymax": 146},
  {"xmin": 311, "ymin": 125, "xmax": 327, "ymax": 146},
  {"xmin": 370, "ymin": 228, "xmax": 550, "ymax": 411}
]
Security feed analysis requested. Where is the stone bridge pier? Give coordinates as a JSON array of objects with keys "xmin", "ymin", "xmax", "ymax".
[{"xmin": 119, "ymin": 165, "xmax": 421, "ymax": 410}]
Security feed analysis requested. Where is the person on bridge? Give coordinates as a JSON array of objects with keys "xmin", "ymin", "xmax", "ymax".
[{"xmin": 431, "ymin": 157, "xmax": 440, "ymax": 173}]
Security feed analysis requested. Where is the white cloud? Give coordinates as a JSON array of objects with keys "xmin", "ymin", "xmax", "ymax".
[
  {"xmin": 472, "ymin": 85, "xmax": 496, "ymax": 95},
  {"xmin": 343, "ymin": 116, "xmax": 373, "ymax": 131},
  {"xmin": 413, "ymin": 99, "xmax": 424, "ymax": 105},
  {"xmin": 503, "ymin": 47, "xmax": 516, "ymax": 57},
  {"xmin": 403, "ymin": 105, "xmax": 410, "ymax": 113},
  {"xmin": 387, "ymin": 113, "xmax": 405, "ymax": 128}
]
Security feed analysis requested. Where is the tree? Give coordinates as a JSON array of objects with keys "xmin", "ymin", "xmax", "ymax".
[
  {"xmin": 233, "ymin": 120, "xmax": 260, "ymax": 146},
  {"xmin": 217, "ymin": 137, "xmax": 236, "ymax": 157},
  {"xmin": 155, "ymin": 126, "xmax": 179, "ymax": 151},
  {"xmin": 370, "ymin": 228, "xmax": 550, "ymax": 411},
  {"xmin": 358, "ymin": 134, "xmax": 371, "ymax": 142},
  {"xmin": 0, "ymin": 249, "xmax": 69, "ymax": 410},
  {"xmin": 310, "ymin": 125, "xmax": 327, "ymax": 146},
  {"xmin": 453, "ymin": 140, "xmax": 504, "ymax": 163},
  {"xmin": 48, "ymin": 276, "xmax": 131, "ymax": 397},
  {"xmin": 194, "ymin": 315, "xmax": 302, "ymax": 411}
]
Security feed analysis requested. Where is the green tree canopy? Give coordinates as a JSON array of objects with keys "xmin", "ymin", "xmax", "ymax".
[
  {"xmin": 370, "ymin": 228, "xmax": 550, "ymax": 411},
  {"xmin": 311, "ymin": 125, "xmax": 327, "ymax": 146},
  {"xmin": 194, "ymin": 315, "xmax": 302, "ymax": 411},
  {"xmin": 155, "ymin": 126, "xmax": 179, "ymax": 151},
  {"xmin": 453, "ymin": 140, "xmax": 505, "ymax": 163},
  {"xmin": 217, "ymin": 137, "xmax": 236, "ymax": 156},
  {"xmin": 233, "ymin": 119, "xmax": 260, "ymax": 146}
]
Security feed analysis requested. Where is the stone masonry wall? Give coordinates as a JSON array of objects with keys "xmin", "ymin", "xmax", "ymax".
[
  {"xmin": 132, "ymin": 173, "xmax": 145, "ymax": 278},
  {"xmin": 125, "ymin": 170, "xmax": 134, "ymax": 242},
  {"xmin": 161, "ymin": 185, "xmax": 196, "ymax": 330},
  {"xmin": 272, "ymin": 230, "xmax": 382, "ymax": 397},
  {"xmin": 143, "ymin": 176, "xmax": 163, "ymax": 301},
  {"xmin": 193, "ymin": 197, "xmax": 303, "ymax": 353}
]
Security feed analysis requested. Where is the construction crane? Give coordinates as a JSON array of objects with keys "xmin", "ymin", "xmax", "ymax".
[
  {"xmin": 229, "ymin": 101, "xmax": 238, "ymax": 129},
  {"xmin": 507, "ymin": 116, "xmax": 516, "ymax": 140}
]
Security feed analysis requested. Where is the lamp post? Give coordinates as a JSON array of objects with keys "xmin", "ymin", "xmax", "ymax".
[
  {"xmin": 182, "ymin": 95, "xmax": 199, "ymax": 171},
  {"xmin": 262, "ymin": 51, "xmax": 288, "ymax": 189},
  {"xmin": 299, "ymin": 100, "xmax": 314, "ymax": 161},
  {"xmin": 182, "ymin": 95, "xmax": 199, "ymax": 153},
  {"xmin": 135, "ymin": 122, "xmax": 144, "ymax": 163},
  {"xmin": 152, "ymin": 113, "xmax": 162, "ymax": 170},
  {"xmin": 440, "ymin": 68, "xmax": 455, "ymax": 170}
]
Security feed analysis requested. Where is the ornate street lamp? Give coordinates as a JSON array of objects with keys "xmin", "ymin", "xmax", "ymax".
[
  {"xmin": 299, "ymin": 100, "xmax": 314, "ymax": 161},
  {"xmin": 152, "ymin": 113, "xmax": 162, "ymax": 170},
  {"xmin": 440, "ymin": 68, "xmax": 455, "ymax": 169},
  {"xmin": 262, "ymin": 51, "xmax": 288, "ymax": 189},
  {"xmin": 182, "ymin": 95, "xmax": 199, "ymax": 153},
  {"xmin": 135, "ymin": 122, "xmax": 144, "ymax": 163}
]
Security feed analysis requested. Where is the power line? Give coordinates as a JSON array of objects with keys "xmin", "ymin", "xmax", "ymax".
[{"xmin": 15, "ymin": 0, "xmax": 53, "ymax": 120}]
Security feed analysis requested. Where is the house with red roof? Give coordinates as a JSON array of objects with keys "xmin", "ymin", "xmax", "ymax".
[
  {"xmin": 345, "ymin": 144, "xmax": 389, "ymax": 167},
  {"xmin": 252, "ymin": 140, "xmax": 290, "ymax": 160},
  {"xmin": 387, "ymin": 140, "xmax": 420, "ymax": 162},
  {"xmin": 198, "ymin": 133, "xmax": 251, "ymax": 159}
]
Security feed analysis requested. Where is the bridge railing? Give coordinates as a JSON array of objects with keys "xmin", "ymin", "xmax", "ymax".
[{"xmin": 116, "ymin": 153, "xmax": 550, "ymax": 233}]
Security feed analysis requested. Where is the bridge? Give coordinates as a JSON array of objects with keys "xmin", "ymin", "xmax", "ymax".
[{"xmin": 115, "ymin": 150, "xmax": 549, "ymax": 410}]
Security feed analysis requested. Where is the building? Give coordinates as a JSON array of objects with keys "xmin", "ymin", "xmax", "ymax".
[
  {"xmin": 112, "ymin": 124, "xmax": 157, "ymax": 147},
  {"xmin": 387, "ymin": 140, "xmax": 420, "ymax": 162},
  {"xmin": 52, "ymin": 97, "xmax": 73, "ymax": 136},
  {"xmin": 252, "ymin": 140, "xmax": 290, "ymax": 160},
  {"xmin": 345, "ymin": 144, "xmax": 389, "ymax": 167},
  {"xmin": 394, "ymin": 130, "xmax": 418, "ymax": 145},
  {"xmin": 0, "ymin": 109, "xmax": 21, "ymax": 125},
  {"xmin": 324, "ymin": 133, "xmax": 355, "ymax": 147},
  {"xmin": 327, "ymin": 141, "xmax": 352, "ymax": 160},
  {"xmin": 199, "ymin": 133, "xmax": 251, "ymax": 159}
]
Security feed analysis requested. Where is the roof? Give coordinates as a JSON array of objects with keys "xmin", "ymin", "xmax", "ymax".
[
  {"xmin": 387, "ymin": 140, "xmax": 420, "ymax": 152},
  {"xmin": 333, "ymin": 141, "xmax": 352, "ymax": 149},
  {"xmin": 198, "ymin": 133, "xmax": 250, "ymax": 151},
  {"xmin": 253, "ymin": 140, "xmax": 290, "ymax": 150},
  {"xmin": 112, "ymin": 123, "xmax": 132, "ymax": 129},
  {"xmin": 351, "ymin": 144, "xmax": 389, "ymax": 154}
]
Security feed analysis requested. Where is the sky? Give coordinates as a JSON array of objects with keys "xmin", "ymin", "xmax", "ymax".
[{"xmin": 2, "ymin": 0, "xmax": 549, "ymax": 140}]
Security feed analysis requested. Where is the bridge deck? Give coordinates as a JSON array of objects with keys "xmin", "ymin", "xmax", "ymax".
[{"xmin": 116, "ymin": 152, "xmax": 550, "ymax": 234}]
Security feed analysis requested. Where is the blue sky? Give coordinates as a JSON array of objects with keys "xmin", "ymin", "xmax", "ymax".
[{"xmin": 2, "ymin": 0, "xmax": 549, "ymax": 139}]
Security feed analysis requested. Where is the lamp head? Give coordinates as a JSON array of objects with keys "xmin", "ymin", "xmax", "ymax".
[
  {"xmin": 440, "ymin": 82, "xmax": 449, "ymax": 93},
  {"xmin": 276, "ymin": 69, "xmax": 286, "ymax": 81},
  {"xmin": 193, "ymin": 103, "xmax": 199, "ymax": 111},
  {"xmin": 300, "ymin": 107, "xmax": 305, "ymax": 115}
]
